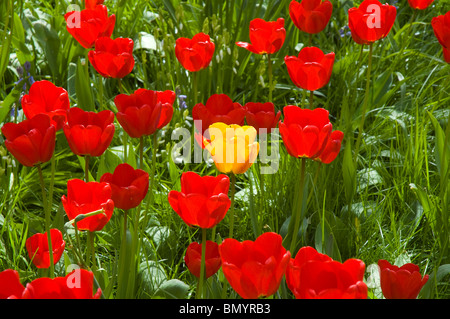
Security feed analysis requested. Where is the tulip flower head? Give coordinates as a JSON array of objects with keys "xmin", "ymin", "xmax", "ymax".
[
  {"xmin": 285, "ymin": 46, "xmax": 335, "ymax": 92},
  {"xmin": 26, "ymin": 229, "xmax": 66, "ymax": 269},
  {"xmin": 219, "ymin": 232, "xmax": 291, "ymax": 299},
  {"xmin": 21, "ymin": 80, "xmax": 70, "ymax": 131},
  {"xmin": 88, "ymin": 37, "xmax": 135, "ymax": 78},
  {"xmin": 286, "ymin": 246, "xmax": 368, "ymax": 299},
  {"xmin": 378, "ymin": 259, "xmax": 429, "ymax": 299},
  {"xmin": 61, "ymin": 179, "xmax": 114, "ymax": 232},
  {"xmin": 203, "ymin": 123, "xmax": 260, "ymax": 175},
  {"xmin": 431, "ymin": 11, "xmax": 450, "ymax": 63},
  {"xmin": 175, "ymin": 33, "xmax": 215, "ymax": 72},
  {"xmin": 279, "ymin": 106, "xmax": 343, "ymax": 163},
  {"xmin": 0, "ymin": 269, "xmax": 102, "ymax": 299},
  {"xmin": 0, "ymin": 270, "xmax": 26, "ymax": 299},
  {"xmin": 244, "ymin": 102, "xmax": 281, "ymax": 134},
  {"xmin": 114, "ymin": 88, "xmax": 176, "ymax": 138},
  {"xmin": 1, "ymin": 113, "xmax": 56, "ymax": 167},
  {"xmin": 348, "ymin": 0, "xmax": 397, "ymax": 45},
  {"xmin": 407, "ymin": 0, "xmax": 434, "ymax": 10},
  {"xmin": 168, "ymin": 171, "xmax": 231, "ymax": 229},
  {"xmin": 65, "ymin": 4, "xmax": 115, "ymax": 49},
  {"xmin": 192, "ymin": 94, "xmax": 246, "ymax": 136},
  {"xmin": 185, "ymin": 241, "xmax": 222, "ymax": 279},
  {"xmin": 289, "ymin": 0, "xmax": 333, "ymax": 34},
  {"xmin": 100, "ymin": 163, "xmax": 149, "ymax": 210},
  {"xmin": 63, "ymin": 107, "xmax": 115, "ymax": 157},
  {"xmin": 236, "ymin": 18, "xmax": 286, "ymax": 55},
  {"xmin": 85, "ymin": 0, "xmax": 104, "ymax": 9}
]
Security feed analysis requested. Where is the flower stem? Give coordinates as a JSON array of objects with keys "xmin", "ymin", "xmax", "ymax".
[
  {"xmin": 228, "ymin": 173, "xmax": 237, "ymax": 239},
  {"xmin": 289, "ymin": 157, "xmax": 306, "ymax": 254},
  {"xmin": 193, "ymin": 71, "xmax": 198, "ymax": 106},
  {"xmin": 354, "ymin": 43, "xmax": 373, "ymax": 163},
  {"xmin": 37, "ymin": 163, "xmax": 54, "ymax": 278},
  {"xmin": 267, "ymin": 53, "xmax": 273, "ymax": 103},
  {"xmin": 139, "ymin": 136, "xmax": 144, "ymax": 170},
  {"xmin": 196, "ymin": 228, "xmax": 207, "ymax": 299},
  {"xmin": 89, "ymin": 231, "xmax": 96, "ymax": 273},
  {"xmin": 84, "ymin": 155, "xmax": 90, "ymax": 182},
  {"xmin": 309, "ymin": 90, "xmax": 314, "ymax": 109},
  {"xmin": 98, "ymin": 74, "xmax": 104, "ymax": 111}
]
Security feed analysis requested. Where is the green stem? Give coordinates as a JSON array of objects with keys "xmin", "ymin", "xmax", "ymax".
[
  {"xmin": 193, "ymin": 71, "xmax": 198, "ymax": 106},
  {"xmin": 196, "ymin": 228, "xmax": 207, "ymax": 299},
  {"xmin": 98, "ymin": 74, "xmax": 104, "ymax": 111},
  {"xmin": 89, "ymin": 231, "xmax": 96, "ymax": 273},
  {"xmin": 228, "ymin": 173, "xmax": 236, "ymax": 238},
  {"xmin": 267, "ymin": 53, "xmax": 273, "ymax": 103},
  {"xmin": 289, "ymin": 157, "xmax": 306, "ymax": 254},
  {"xmin": 37, "ymin": 164, "xmax": 54, "ymax": 278},
  {"xmin": 147, "ymin": 133, "xmax": 157, "ymax": 210},
  {"xmin": 354, "ymin": 43, "xmax": 373, "ymax": 163},
  {"xmin": 139, "ymin": 136, "xmax": 144, "ymax": 170},
  {"xmin": 84, "ymin": 155, "xmax": 90, "ymax": 182},
  {"xmin": 309, "ymin": 90, "xmax": 314, "ymax": 109},
  {"xmin": 118, "ymin": 78, "xmax": 123, "ymax": 94},
  {"xmin": 117, "ymin": 209, "xmax": 129, "ymax": 298}
]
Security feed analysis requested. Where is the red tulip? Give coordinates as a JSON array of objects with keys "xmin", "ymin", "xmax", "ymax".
[
  {"xmin": 289, "ymin": 0, "xmax": 333, "ymax": 34},
  {"xmin": 236, "ymin": 18, "xmax": 286, "ymax": 55},
  {"xmin": 63, "ymin": 107, "xmax": 115, "ymax": 157},
  {"xmin": 64, "ymin": 4, "xmax": 115, "ymax": 49},
  {"xmin": 0, "ymin": 270, "xmax": 26, "ymax": 299},
  {"xmin": 279, "ymin": 106, "xmax": 343, "ymax": 163},
  {"xmin": 348, "ymin": 0, "xmax": 397, "ymax": 45},
  {"xmin": 244, "ymin": 102, "xmax": 281, "ymax": 133},
  {"xmin": 286, "ymin": 246, "xmax": 368, "ymax": 299},
  {"xmin": 175, "ymin": 32, "xmax": 215, "ymax": 72},
  {"xmin": 316, "ymin": 130, "xmax": 344, "ymax": 164},
  {"xmin": 0, "ymin": 268, "xmax": 101, "ymax": 299},
  {"xmin": 168, "ymin": 171, "xmax": 231, "ymax": 229},
  {"xmin": 61, "ymin": 178, "xmax": 114, "ymax": 232},
  {"xmin": 114, "ymin": 88, "xmax": 175, "ymax": 138},
  {"xmin": 378, "ymin": 259, "xmax": 429, "ymax": 299},
  {"xmin": 192, "ymin": 94, "xmax": 246, "ymax": 136},
  {"xmin": 21, "ymin": 80, "xmax": 70, "ymax": 131},
  {"xmin": 1, "ymin": 113, "xmax": 56, "ymax": 167},
  {"xmin": 88, "ymin": 37, "xmax": 135, "ymax": 78},
  {"xmin": 285, "ymin": 46, "xmax": 335, "ymax": 91},
  {"xmin": 407, "ymin": 0, "xmax": 434, "ymax": 10},
  {"xmin": 26, "ymin": 229, "xmax": 66, "ymax": 269},
  {"xmin": 219, "ymin": 232, "xmax": 291, "ymax": 299},
  {"xmin": 100, "ymin": 163, "xmax": 149, "ymax": 210},
  {"xmin": 185, "ymin": 241, "xmax": 221, "ymax": 279},
  {"xmin": 431, "ymin": 11, "xmax": 450, "ymax": 63},
  {"xmin": 85, "ymin": 0, "xmax": 104, "ymax": 9}
]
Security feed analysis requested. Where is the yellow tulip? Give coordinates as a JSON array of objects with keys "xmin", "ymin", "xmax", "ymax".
[{"xmin": 203, "ymin": 122, "xmax": 260, "ymax": 174}]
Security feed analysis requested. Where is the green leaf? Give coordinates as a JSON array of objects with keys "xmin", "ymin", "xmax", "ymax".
[
  {"xmin": 155, "ymin": 279, "xmax": 189, "ymax": 299},
  {"xmin": 138, "ymin": 261, "xmax": 167, "ymax": 297},
  {"xmin": 420, "ymin": 264, "xmax": 450, "ymax": 299},
  {"xmin": 0, "ymin": 78, "xmax": 25, "ymax": 124},
  {"xmin": 428, "ymin": 111, "xmax": 450, "ymax": 180},
  {"xmin": 11, "ymin": 13, "xmax": 33, "ymax": 65},
  {"xmin": 32, "ymin": 21, "xmax": 60, "ymax": 79},
  {"xmin": 75, "ymin": 58, "xmax": 94, "ymax": 111},
  {"xmin": 342, "ymin": 141, "xmax": 356, "ymax": 204},
  {"xmin": 314, "ymin": 220, "xmax": 342, "ymax": 262}
]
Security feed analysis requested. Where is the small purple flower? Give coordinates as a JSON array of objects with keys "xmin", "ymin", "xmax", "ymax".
[{"xmin": 175, "ymin": 87, "xmax": 188, "ymax": 109}]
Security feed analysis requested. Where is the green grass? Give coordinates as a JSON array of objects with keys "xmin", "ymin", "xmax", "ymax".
[{"xmin": 0, "ymin": 0, "xmax": 449, "ymax": 299}]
